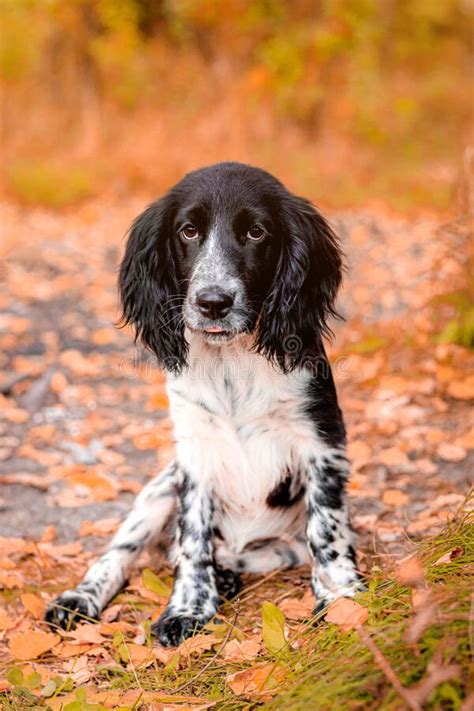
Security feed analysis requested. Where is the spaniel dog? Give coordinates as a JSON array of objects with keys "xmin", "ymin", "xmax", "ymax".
[{"xmin": 46, "ymin": 162, "xmax": 364, "ymax": 646}]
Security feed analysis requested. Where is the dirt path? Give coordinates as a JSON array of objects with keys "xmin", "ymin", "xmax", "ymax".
[{"xmin": 0, "ymin": 199, "xmax": 471, "ymax": 564}]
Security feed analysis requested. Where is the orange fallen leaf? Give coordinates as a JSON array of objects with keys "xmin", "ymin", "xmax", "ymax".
[
  {"xmin": 279, "ymin": 590, "xmax": 314, "ymax": 620},
  {"xmin": 67, "ymin": 623, "xmax": 106, "ymax": 645},
  {"xmin": 0, "ymin": 608, "xmax": 18, "ymax": 630},
  {"xmin": 376, "ymin": 447, "xmax": 409, "ymax": 468},
  {"xmin": 9, "ymin": 630, "xmax": 60, "ymax": 660},
  {"xmin": 396, "ymin": 555, "xmax": 425, "ymax": 587},
  {"xmin": 447, "ymin": 377, "xmax": 474, "ymax": 400},
  {"xmin": 177, "ymin": 633, "xmax": 220, "ymax": 657},
  {"xmin": 226, "ymin": 663, "xmax": 287, "ymax": 696},
  {"xmin": 21, "ymin": 592, "xmax": 46, "ymax": 619},
  {"xmin": 223, "ymin": 639, "xmax": 261, "ymax": 662},
  {"xmin": 41, "ymin": 524, "xmax": 57, "ymax": 543},
  {"xmin": 125, "ymin": 642, "xmax": 156, "ymax": 668},
  {"xmin": 347, "ymin": 440, "xmax": 371, "ymax": 471},
  {"xmin": 52, "ymin": 641, "xmax": 95, "ymax": 658},
  {"xmin": 67, "ymin": 469, "xmax": 117, "ymax": 501},
  {"xmin": 383, "ymin": 489, "xmax": 409, "ymax": 506},
  {"xmin": 436, "ymin": 443, "xmax": 467, "ymax": 462},
  {"xmin": 325, "ymin": 597, "xmax": 368, "ymax": 632},
  {"xmin": 79, "ymin": 517, "xmax": 119, "ymax": 537}
]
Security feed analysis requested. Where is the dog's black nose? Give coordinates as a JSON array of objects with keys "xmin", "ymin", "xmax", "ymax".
[{"xmin": 196, "ymin": 290, "xmax": 234, "ymax": 320}]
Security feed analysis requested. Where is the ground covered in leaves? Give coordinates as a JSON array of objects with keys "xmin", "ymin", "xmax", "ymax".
[{"xmin": 0, "ymin": 199, "xmax": 472, "ymax": 710}]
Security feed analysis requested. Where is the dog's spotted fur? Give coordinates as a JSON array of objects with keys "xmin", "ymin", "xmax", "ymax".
[{"xmin": 46, "ymin": 162, "xmax": 365, "ymax": 646}]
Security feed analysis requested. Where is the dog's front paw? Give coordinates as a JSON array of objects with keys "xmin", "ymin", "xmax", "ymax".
[
  {"xmin": 45, "ymin": 590, "xmax": 99, "ymax": 630},
  {"xmin": 152, "ymin": 611, "xmax": 205, "ymax": 647}
]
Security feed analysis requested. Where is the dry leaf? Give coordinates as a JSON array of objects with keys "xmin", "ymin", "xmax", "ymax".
[
  {"xmin": 63, "ymin": 655, "xmax": 94, "ymax": 683},
  {"xmin": 67, "ymin": 623, "xmax": 106, "ymax": 645},
  {"xmin": 226, "ymin": 663, "xmax": 287, "ymax": 696},
  {"xmin": 9, "ymin": 630, "xmax": 60, "ymax": 660},
  {"xmin": 79, "ymin": 518, "xmax": 119, "ymax": 537},
  {"xmin": 0, "ymin": 608, "xmax": 18, "ymax": 630},
  {"xmin": 436, "ymin": 443, "xmax": 467, "ymax": 462},
  {"xmin": 434, "ymin": 547, "xmax": 464, "ymax": 565},
  {"xmin": 396, "ymin": 556, "xmax": 425, "ymax": 587},
  {"xmin": 279, "ymin": 590, "xmax": 314, "ymax": 620},
  {"xmin": 447, "ymin": 377, "xmax": 474, "ymax": 400},
  {"xmin": 21, "ymin": 592, "xmax": 46, "ymax": 618},
  {"xmin": 376, "ymin": 447, "xmax": 409, "ymax": 468},
  {"xmin": 325, "ymin": 597, "xmax": 368, "ymax": 632},
  {"xmin": 223, "ymin": 639, "xmax": 261, "ymax": 662},
  {"xmin": 177, "ymin": 633, "xmax": 220, "ymax": 657},
  {"xmin": 383, "ymin": 489, "xmax": 409, "ymax": 506}
]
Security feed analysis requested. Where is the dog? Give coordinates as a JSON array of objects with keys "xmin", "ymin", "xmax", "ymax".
[{"xmin": 46, "ymin": 162, "xmax": 364, "ymax": 646}]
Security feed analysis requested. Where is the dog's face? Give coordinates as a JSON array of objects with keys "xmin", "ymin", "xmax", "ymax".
[
  {"xmin": 119, "ymin": 162, "xmax": 343, "ymax": 371},
  {"xmin": 173, "ymin": 169, "xmax": 283, "ymax": 345}
]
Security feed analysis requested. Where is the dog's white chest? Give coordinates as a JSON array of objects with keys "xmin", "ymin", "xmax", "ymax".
[{"xmin": 167, "ymin": 337, "xmax": 317, "ymax": 511}]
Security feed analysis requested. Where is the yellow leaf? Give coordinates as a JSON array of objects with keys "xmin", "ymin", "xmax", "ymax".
[{"xmin": 261, "ymin": 601, "xmax": 288, "ymax": 655}]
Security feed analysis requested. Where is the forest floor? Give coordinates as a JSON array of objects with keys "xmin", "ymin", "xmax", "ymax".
[{"xmin": 0, "ymin": 198, "xmax": 472, "ymax": 710}]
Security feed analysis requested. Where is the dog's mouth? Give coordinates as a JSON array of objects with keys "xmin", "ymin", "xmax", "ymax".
[{"xmin": 202, "ymin": 327, "xmax": 236, "ymax": 343}]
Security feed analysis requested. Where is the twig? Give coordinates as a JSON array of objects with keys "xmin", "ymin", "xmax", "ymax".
[
  {"xmin": 356, "ymin": 624, "xmax": 421, "ymax": 711},
  {"xmin": 173, "ymin": 606, "xmax": 239, "ymax": 694}
]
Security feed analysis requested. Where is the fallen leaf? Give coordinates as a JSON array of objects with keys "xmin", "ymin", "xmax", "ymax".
[
  {"xmin": 21, "ymin": 592, "xmax": 46, "ymax": 619},
  {"xmin": 325, "ymin": 597, "xmax": 368, "ymax": 632},
  {"xmin": 0, "ymin": 608, "xmax": 18, "ymax": 630},
  {"xmin": 396, "ymin": 556, "xmax": 425, "ymax": 587},
  {"xmin": 79, "ymin": 517, "xmax": 119, "ymax": 537},
  {"xmin": 436, "ymin": 443, "xmax": 467, "ymax": 462},
  {"xmin": 376, "ymin": 447, "xmax": 409, "ymax": 468},
  {"xmin": 226, "ymin": 663, "xmax": 287, "ymax": 696},
  {"xmin": 447, "ymin": 377, "xmax": 474, "ymax": 400},
  {"xmin": 9, "ymin": 630, "xmax": 60, "ymax": 660},
  {"xmin": 67, "ymin": 623, "xmax": 106, "ymax": 645},
  {"xmin": 223, "ymin": 639, "xmax": 261, "ymax": 662},
  {"xmin": 63, "ymin": 655, "xmax": 94, "ymax": 683},
  {"xmin": 434, "ymin": 546, "xmax": 464, "ymax": 565},
  {"xmin": 177, "ymin": 633, "xmax": 220, "ymax": 657},
  {"xmin": 278, "ymin": 590, "xmax": 314, "ymax": 620},
  {"xmin": 383, "ymin": 489, "xmax": 409, "ymax": 506},
  {"xmin": 142, "ymin": 567, "xmax": 172, "ymax": 597},
  {"xmin": 261, "ymin": 601, "xmax": 288, "ymax": 654}
]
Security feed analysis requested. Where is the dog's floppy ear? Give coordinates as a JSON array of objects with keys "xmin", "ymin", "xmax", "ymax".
[
  {"xmin": 256, "ymin": 194, "xmax": 343, "ymax": 371},
  {"xmin": 118, "ymin": 197, "xmax": 187, "ymax": 372}
]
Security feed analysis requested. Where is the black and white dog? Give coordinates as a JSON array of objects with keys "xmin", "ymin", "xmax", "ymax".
[{"xmin": 46, "ymin": 162, "xmax": 364, "ymax": 646}]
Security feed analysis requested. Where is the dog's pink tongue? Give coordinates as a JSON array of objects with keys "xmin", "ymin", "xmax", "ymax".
[{"xmin": 205, "ymin": 326, "xmax": 225, "ymax": 333}]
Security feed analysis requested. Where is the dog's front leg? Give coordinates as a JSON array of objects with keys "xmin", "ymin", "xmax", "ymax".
[
  {"xmin": 152, "ymin": 469, "xmax": 218, "ymax": 647},
  {"xmin": 305, "ymin": 450, "xmax": 365, "ymax": 613}
]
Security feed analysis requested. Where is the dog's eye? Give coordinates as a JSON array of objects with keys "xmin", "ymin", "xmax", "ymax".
[
  {"xmin": 247, "ymin": 225, "xmax": 265, "ymax": 242},
  {"xmin": 180, "ymin": 224, "xmax": 199, "ymax": 240}
]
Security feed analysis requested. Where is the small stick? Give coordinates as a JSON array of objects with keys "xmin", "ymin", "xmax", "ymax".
[{"xmin": 357, "ymin": 624, "xmax": 421, "ymax": 711}]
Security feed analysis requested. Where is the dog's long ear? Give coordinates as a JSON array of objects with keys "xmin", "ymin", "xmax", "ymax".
[
  {"xmin": 118, "ymin": 197, "xmax": 187, "ymax": 372},
  {"xmin": 256, "ymin": 194, "xmax": 343, "ymax": 371}
]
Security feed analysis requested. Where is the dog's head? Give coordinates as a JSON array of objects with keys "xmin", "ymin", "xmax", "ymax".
[{"xmin": 119, "ymin": 162, "xmax": 343, "ymax": 372}]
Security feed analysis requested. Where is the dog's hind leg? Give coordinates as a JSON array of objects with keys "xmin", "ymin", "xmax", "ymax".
[{"xmin": 46, "ymin": 460, "xmax": 179, "ymax": 629}]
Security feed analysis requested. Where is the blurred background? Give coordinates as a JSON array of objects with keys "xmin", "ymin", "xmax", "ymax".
[{"xmin": 1, "ymin": 0, "xmax": 472, "ymax": 212}]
